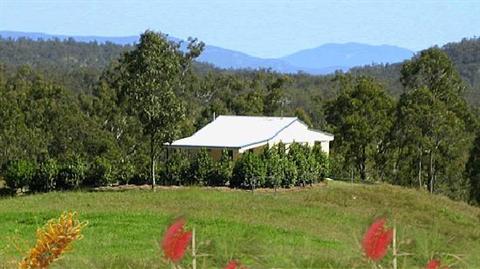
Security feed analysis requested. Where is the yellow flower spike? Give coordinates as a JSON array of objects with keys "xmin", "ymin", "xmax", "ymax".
[{"xmin": 19, "ymin": 212, "xmax": 87, "ymax": 269}]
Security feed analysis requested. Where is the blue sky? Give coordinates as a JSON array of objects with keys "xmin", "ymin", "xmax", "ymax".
[{"xmin": 1, "ymin": 0, "xmax": 480, "ymax": 58}]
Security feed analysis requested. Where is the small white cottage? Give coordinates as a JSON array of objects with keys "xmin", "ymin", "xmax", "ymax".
[{"xmin": 165, "ymin": 115, "xmax": 334, "ymax": 160}]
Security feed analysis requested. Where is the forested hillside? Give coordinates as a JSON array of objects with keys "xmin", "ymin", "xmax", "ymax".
[
  {"xmin": 0, "ymin": 37, "xmax": 130, "ymax": 93},
  {"xmin": 0, "ymin": 31, "xmax": 415, "ymax": 74},
  {"xmin": 0, "ymin": 32, "xmax": 479, "ymax": 204},
  {"xmin": 1, "ymin": 36, "xmax": 480, "ymax": 104},
  {"xmin": 350, "ymin": 38, "xmax": 480, "ymax": 106}
]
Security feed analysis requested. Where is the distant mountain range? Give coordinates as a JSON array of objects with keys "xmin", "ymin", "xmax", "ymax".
[{"xmin": 0, "ymin": 31, "xmax": 414, "ymax": 74}]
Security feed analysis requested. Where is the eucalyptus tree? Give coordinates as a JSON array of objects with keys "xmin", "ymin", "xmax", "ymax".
[
  {"xmin": 326, "ymin": 76, "xmax": 394, "ymax": 181},
  {"xmin": 467, "ymin": 132, "xmax": 480, "ymax": 204},
  {"xmin": 116, "ymin": 31, "xmax": 203, "ymax": 189},
  {"xmin": 392, "ymin": 87, "xmax": 466, "ymax": 193},
  {"xmin": 401, "ymin": 47, "xmax": 477, "ymax": 131},
  {"xmin": 393, "ymin": 48, "xmax": 475, "ymax": 198}
]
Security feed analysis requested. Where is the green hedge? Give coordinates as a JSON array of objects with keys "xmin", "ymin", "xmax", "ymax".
[
  {"xmin": 189, "ymin": 149, "xmax": 215, "ymax": 186},
  {"xmin": 0, "ymin": 143, "xmax": 330, "ymax": 192},
  {"xmin": 85, "ymin": 157, "xmax": 115, "ymax": 187},
  {"xmin": 56, "ymin": 156, "xmax": 87, "ymax": 190},
  {"xmin": 231, "ymin": 151, "xmax": 266, "ymax": 188},
  {"xmin": 3, "ymin": 159, "xmax": 36, "ymax": 192},
  {"xmin": 31, "ymin": 158, "xmax": 59, "ymax": 192},
  {"xmin": 230, "ymin": 143, "xmax": 329, "ymax": 189},
  {"xmin": 209, "ymin": 149, "xmax": 232, "ymax": 186}
]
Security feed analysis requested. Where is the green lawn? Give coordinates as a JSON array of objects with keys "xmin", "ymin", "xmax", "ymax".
[{"xmin": 0, "ymin": 181, "xmax": 479, "ymax": 269}]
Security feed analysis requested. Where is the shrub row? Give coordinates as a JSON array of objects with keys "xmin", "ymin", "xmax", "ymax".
[
  {"xmin": 164, "ymin": 142, "xmax": 330, "ymax": 189},
  {"xmin": 2, "ymin": 156, "xmax": 129, "ymax": 192},
  {"xmin": 231, "ymin": 142, "xmax": 330, "ymax": 189},
  {"xmin": 2, "ymin": 143, "xmax": 329, "ymax": 192},
  {"xmin": 161, "ymin": 148, "xmax": 232, "ymax": 186}
]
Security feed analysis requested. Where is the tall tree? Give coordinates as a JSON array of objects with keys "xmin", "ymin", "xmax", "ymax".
[
  {"xmin": 466, "ymin": 132, "xmax": 480, "ymax": 204},
  {"xmin": 326, "ymin": 76, "xmax": 394, "ymax": 181},
  {"xmin": 401, "ymin": 47, "xmax": 477, "ymax": 131},
  {"xmin": 117, "ymin": 31, "xmax": 203, "ymax": 189},
  {"xmin": 392, "ymin": 47, "xmax": 475, "ymax": 198},
  {"xmin": 392, "ymin": 87, "xmax": 467, "ymax": 193}
]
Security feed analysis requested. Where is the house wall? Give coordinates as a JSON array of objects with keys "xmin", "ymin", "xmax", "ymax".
[
  {"xmin": 247, "ymin": 144, "xmax": 268, "ymax": 154},
  {"xmin": 167, "ymin": 147, "xmax": 240, "ymax": 162},
  {"xmin": 268, "ymin": 121, "xmax": 331, "ymax": 154},
  {"xmin": 208, "ymin": 149, "xmax": 223, "ymax": 161},
  {"xmin": 321, "ymin": 141, "xmax": 329, "ymax": 154},
  {"xmin": 207, "ymin": 148, "xmax": 241, "ymax": 161},
  {"xmin": 171, "ymin": 140, "xmax": 323, "ymax": 163},
  {"xmin": 232, "ymin": 150, "xmax": 241, "ymax": 160}
]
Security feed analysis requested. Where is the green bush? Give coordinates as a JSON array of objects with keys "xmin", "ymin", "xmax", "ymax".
[
  {"xmin": 157, "ymin": 142, "xmax": 329, "ymax": 189},
  {"xmin": 274, "ymin": 142, "xmax": 298, "ymax": 187},
  {"xmin": 116, "ymin": 160, "xmax": 135, "ymax": 185},
  {"xmin": 312, "ymin": 144, "xmax": 330, "ymax": 179},
  {"xmin": 276, "ymin": 142, "xmax": 287, "ymax": 156},
  {"xmin": 209, "ymin": 149, "xmax": 232, "ymax": 186},
  {"xmin": 31, "ymin": 159, "xmax": 59, "ymax": 192},
  {"xmin": 129, "ymin": 174, "xmax": 150, "ymax": 185},
  {"xmin": 85, "ymin": 157, "xmax": 115, "ymax": 187},
  {"xmin": 280, "ymin": 156, "xmax": 298, "ymax": 187},
  {"xmin": 163, "ymin": 150, "xmax": 190, "ymax": 185},
  {"xmin": 231, "ymin": 151, "xmax": 266, "ymax": 189},
  {"xmin": 129, "ymin": 153, "xmax": 150, "ymax": 185},
  {"xmin": 188, "ymin": 148, "xmax": 214, "ymax": 186},
  {"xmin": 3, "ymin": 160, "xmax": 36, "ymax": 191},
  {"xmin": 57, "ymin": 156, "xmax": 87, "ymax": 190},
  {"xmin": 288, "ymin": 143, "xmax": 310, "ymax": 186},
  {"xmin": 263, "ymin": 147, "xmax": 282, "ymax": 189},
  {"xmin": 305, "ymin": 153, "xmax": 321, "ymax": 185}
]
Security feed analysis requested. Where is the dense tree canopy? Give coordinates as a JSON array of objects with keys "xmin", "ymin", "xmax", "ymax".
[
  {"xmin": 326, "ymin": 76, "xmax": 394, "ymax": 181},
  {"xmin": 387, "ymin": 49, "xmax": 475, "ymax": 198},
  {"xmin": 0, "ymin": 34, "xmax": 479, "ymax": 203},
  {"xmin": 467, "ymin": 132, "xmax": 480, "ymax": 204}
]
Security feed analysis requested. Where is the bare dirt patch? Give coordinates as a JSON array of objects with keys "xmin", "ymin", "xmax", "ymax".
[{"xmin": 92, "ymin": 181, "xmax": 329, "ymax": 192}]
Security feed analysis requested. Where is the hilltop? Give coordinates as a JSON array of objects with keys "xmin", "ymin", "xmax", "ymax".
[{"xmin": 0, "ymin": 181, "xmax": 478, "ymax": 268}]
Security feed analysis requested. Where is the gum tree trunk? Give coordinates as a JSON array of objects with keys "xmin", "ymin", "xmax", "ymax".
[{"xmin": 151, "ymin": 132, "xmax": 156, "ymax": 190}]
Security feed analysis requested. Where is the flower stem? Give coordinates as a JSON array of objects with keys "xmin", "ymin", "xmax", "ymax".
[
  {"xmin": 192, "ymin": 228, "xmax": 196, "ymax": 269},
  {"xmin": 392, "ymin": 224, "xmax": 397, "ymax": 269}
]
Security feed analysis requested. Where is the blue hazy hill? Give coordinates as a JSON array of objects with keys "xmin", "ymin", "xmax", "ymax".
[{"xmin": 0, "ymin": 31, "xmax": 414, "ymax": 74}]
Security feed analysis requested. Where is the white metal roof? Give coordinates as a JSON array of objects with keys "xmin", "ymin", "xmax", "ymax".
[{"xmin": 166, "ymin": 115, "xmax": 333, "ymax": 149}]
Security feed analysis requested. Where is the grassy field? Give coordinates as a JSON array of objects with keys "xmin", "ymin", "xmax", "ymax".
[{"xmin": 0, "ymin": 181, "xmax": 479, "ymax": 269}]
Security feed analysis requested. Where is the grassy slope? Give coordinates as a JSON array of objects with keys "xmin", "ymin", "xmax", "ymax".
[{"xmin": 0, "ymin": 182, "xmax": 479, "ymax": 269}]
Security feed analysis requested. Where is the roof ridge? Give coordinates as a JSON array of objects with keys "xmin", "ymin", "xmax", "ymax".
[
  {"xmin": 217, "ymin": 115, "xmax": 297, "ymax": 119},
  {"xmin": 239, "ymin": 118, "xmax": 298, "ymax": 148}
]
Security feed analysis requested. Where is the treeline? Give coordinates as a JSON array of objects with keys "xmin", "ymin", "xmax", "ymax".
[
  {"xmin": 326, "ymin": 49, "xmax": 479, "ymax": 202},
  {"xmin": 2, "ymin": 36, "xmax": 480, "ymax": 111},
  {"xmin": 0, "ymin": 31, "xmax": 480, "ymax": 204},
  {"xmin": 349, "ymin": 37, "xmax": 480, "ymax": 107}
]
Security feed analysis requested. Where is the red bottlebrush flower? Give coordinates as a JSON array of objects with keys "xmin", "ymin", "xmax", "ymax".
[
  {"xmin": 426, "ymin": 260, "xmax": 441, "ymax": 269},
  {"xmin": 425, "ymin": 259, "xmax": 448, "ymax": 269},
  {"xmin": 224, "ymin": 260, "xmax": 239, "ymax": 269},
  {"xmin": 162, "ymin": 218, "xmax": 192, "ymax": 263},
  {"xmin": 362, "ymin": 218, "xmax": 393, "ymax": 261},
  {"xmin": 224, "ymin": 260, "xmax": 247, "ymax": 269}
]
